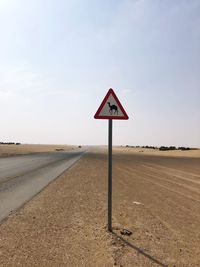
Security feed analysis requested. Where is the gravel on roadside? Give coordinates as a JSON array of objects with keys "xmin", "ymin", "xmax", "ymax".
[{"xmin": 0, "ymin": 152, "xmax": 114, "ymax": 267}]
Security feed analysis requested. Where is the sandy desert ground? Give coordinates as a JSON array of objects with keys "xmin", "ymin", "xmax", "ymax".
[
  {"xmin": 0, "ymin": 144, "xmax": 75, "ymax": 158},
  {"xmin": 0, "ymin": 147, "xmax": 200, "ymax": 266},
  {"xmin": 115, "ymin": 146, "xmax": 200, "ymax": 157}
]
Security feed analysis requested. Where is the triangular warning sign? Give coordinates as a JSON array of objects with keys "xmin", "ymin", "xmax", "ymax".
[{"xmin": 94, "ymin": 88, "xmax": 129, "ymax": 120}]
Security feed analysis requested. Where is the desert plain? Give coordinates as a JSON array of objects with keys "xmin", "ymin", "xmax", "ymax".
[
  {"xmin": 0, "ymin": 144, "xmax": 75, "ymax": 158},
  {"xmin": 0, "ymin": 146, "xmax": 200, "ymax": 266}
]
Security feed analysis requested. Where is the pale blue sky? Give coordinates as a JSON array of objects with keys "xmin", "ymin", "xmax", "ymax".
[{"xmin": 0, "ymin": 0, "xmax": 199, "ymax": 147}]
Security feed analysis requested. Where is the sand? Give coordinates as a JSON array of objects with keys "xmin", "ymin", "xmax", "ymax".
[
  {"xmin": 0, "ymin": 147, "xmax": 200, "ymax": 266},
  {"xmin": 114, "ymin": 146, "xmax": 200, "ymax": 158},
  {"xmin": 0, "ymin": 144, "xmax": 75, "ymax": 158}
]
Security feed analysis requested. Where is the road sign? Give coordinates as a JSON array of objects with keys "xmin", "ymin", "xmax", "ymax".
[
  {"xmin": 94, "ymin": 88, "xmax": 129, "ymax": 232},
  {"xmin": 94, "ymin": 88, "xmax": 129, "ymax": 120}
]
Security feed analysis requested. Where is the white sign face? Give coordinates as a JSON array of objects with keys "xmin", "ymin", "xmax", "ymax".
[{"xmin": 94, "ymin": 88, "xmax": 129, "ymax": 120}]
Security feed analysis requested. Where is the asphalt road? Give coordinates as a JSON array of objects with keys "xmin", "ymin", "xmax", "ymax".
[{"xmin": 0, "ymin": 149, "xmax": 86, "ymax": 222}]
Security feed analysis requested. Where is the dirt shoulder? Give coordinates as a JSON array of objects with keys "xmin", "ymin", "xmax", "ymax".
[
  {"xmin": 0, "ymin": 150, "xmax": 114, "ymax": 267},
  {"xmin": 0, "ymin": 144, "xmax": 76, "ymax": 158},
  {"xmin": 0, "ymin": 149, "xmax": 200, "ymax": 266}
]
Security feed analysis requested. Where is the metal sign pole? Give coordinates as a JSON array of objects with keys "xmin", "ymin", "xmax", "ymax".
[
  {"xmin": 94, "ymin": 88, "xmax": 129, "ymax": 232},
  {"xmin": 108, "ymin": 119, "xmax": 113, "ymax": 232}
]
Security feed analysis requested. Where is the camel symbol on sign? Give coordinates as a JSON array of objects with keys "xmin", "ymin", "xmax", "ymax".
[{"xmin": 107, "ymin": 102, "xmax": 118, "ymax": 115}]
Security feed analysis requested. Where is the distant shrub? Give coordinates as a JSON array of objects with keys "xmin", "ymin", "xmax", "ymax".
[
  {"xmin": 142, "ymin": 145, "xmax": 157, "ymax": 149},
  {"xmin": 159, "ymin": 146, "xmax": 177, "ymax": 151},
  {"xmin": 169, "ymin": 146, "xmax": 176, "ymax": 150},
  {"xmin": 159, "ymin": 146, "xmax": 167, "ymax": 151},
  {"xmin": 178, "ymin": 147, "xmax": 191, "ymax": 151},
  {"xmin": 0, "ymin": 142, "xmax": 15, "ymax": 145}
]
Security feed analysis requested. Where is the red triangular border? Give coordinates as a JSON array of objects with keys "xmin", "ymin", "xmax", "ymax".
[{"xmin": 94, "ymin": 88, "xmax": 129, "ymax": 120}]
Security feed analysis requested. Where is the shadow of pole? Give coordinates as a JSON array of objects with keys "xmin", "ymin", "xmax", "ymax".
[{"xmin": 112, "ymin": 232, "xmax": 168, "ymax": 267}]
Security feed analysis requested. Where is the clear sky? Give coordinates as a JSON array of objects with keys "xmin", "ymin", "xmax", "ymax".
[{"xmin": 0, "ymin": 0, "xmax": 199, "ymax": 147}]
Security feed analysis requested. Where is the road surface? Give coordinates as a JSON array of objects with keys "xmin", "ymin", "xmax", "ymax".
[{"xmin": 0, "ymin": 149, "xmax": 86, "ymax": 222}]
